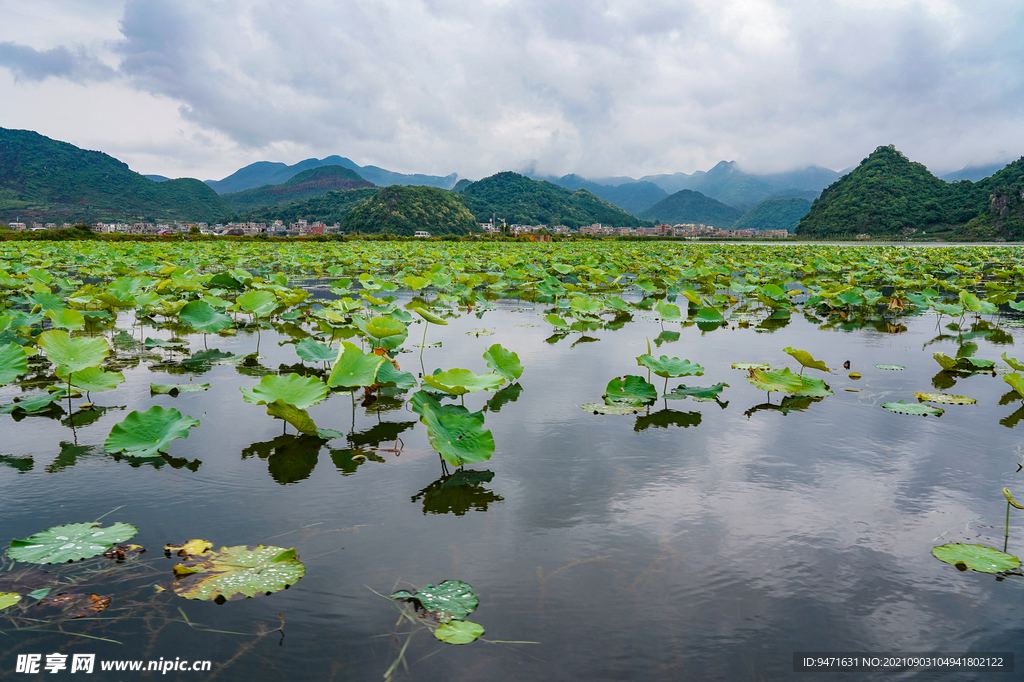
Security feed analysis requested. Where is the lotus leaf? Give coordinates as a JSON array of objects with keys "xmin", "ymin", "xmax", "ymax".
[
  {"xmin": 654, "ymin": 300, "xmax": 681, "ymax": 321},
  {"xmin": 421, "ymin": 403, "xmax": 495, "ymax": 466},
  {"xmin": 0, "ymin": 593, "xmax": 20, "ymax": 611},
  {"xmin": 35, "ymin": 592, "xmax": 112, "ymax": 619},
  {"xmin": 170, "ymin": 544, "xmax": 305, "ymax": 601},
  {"xmin": 414, "ymin": 307, "xmax": 448, "ymax": 325},
  {"xmin": 237, "ymin": 289, "xmax": 278, "ymax": 316},
  {"xmin": 326, "ymin": 342, "xmax": 385, "ymax": 388},
  {"xmin": 37, "ymin": 330, "xmax": 109, "ymax": 374},
  {"xmin": 150, "ymin": 382, "xmax": 210, "ymax": 395},
  {"xmin": 1004, "ymin": 373, "xmax": 1024, "ymax": 400},
  {"xmin": 604, "ymin": 375, "xmax": 657, "ymax": 406},
  {"xmin": 482, "ymin": 344, "xmax": 523, "ymax": 381},
  {"xmin": 294, "ymin": 338, "xmax": 337, "ymax": 364},
  {"xmin": 423, "ymin": 369, "xmax": 505, "ymax": 395},
  {"xmin": 1004, "ymin": 488, "xmax": 1024, "ymax": 510},
  {"xmin": 434, "ymin": 620, "xmax": 485, "ymax": 644},
  {"xmin": 0, "ymin": 342, "xmax": 30, "ymax": 386},
  {"xmin": 0, "ymin": 393, "xmax": 64, "ymax": 414},
  {"xmin": 375, "ymin": 361, "xmax": 416, "ymax": 390},
  {"xmin": 959, "ymin": 290, "xmax": 998, "ymax": 314},
  {"xmin": 410, "ymin": 390, "xmax": 485, "ymax": 424},
  {"xmin": 746, "ymin": 367, "xmax": 804, "ymax": 393},
  {"xmin": 104, "ymin": 406, "xmax": 200, "ymax": 457},
  {"xmin": 914, "ymin": 393, "xmax": 976, "ymax": 405},
  {"xmin": 179, "ymin": 300, "xmax": 233, "ymax": 334},
  {"xmin": 665, "ymin": 383, "xmax": 728, "ymax": 401},
  {"xmin": 793, "ymin": 375, "xmax": 833, "ymax": 398},
  {"xmin": 1002, "ymin": 353, "xmax": 1024, "ymax": 372},
  {"xmin": 932, "ymin": 544, "xmax": 1019, "ymax": 573},
  {"xmin": 145, "ymin": 337, "xmax": 186, "ymax": 349},
  {"xmin": 240, "ymin": 373, "xmax": 328, "ymax": 409},
  {"xmin": 959, "ymin": 356, "xmax": 995, "ymax": 370},
  {"xmin": 166, "ymin": 539, "xmax": 214, "ymax": 556},
  {"xmin": 56, "ymin": 366, "xmax": 125, "ymax": 393},
  {"xmin": 362, "ymin": 317, "xmax": 406, "ymax": 339},
  {"xmin": 731, "ymin": 362, "xmax": 770, "ymax": 370},
  {"xmin": 403, "ymin": 275, "xmax": 431, "ymax": 290},
  {"xmin": 46, "ymin": 307, "xmax": 85, "ymax": 331},
  {"xmin": 572, "ymin": 297, "xmax": 603, "ymax": 316},
  {"xmin": 932, "ymin": 352, "xmax": 959, "ymax": 371},
  {"xmin": 874, "ymin": 364, "xmax": 906, "ymax": 371},
  {"xmin": 544, "ymin": 314, "xmax": 569, "ymax": 329},
  {"xmin": 694, "ymin": 307, "xmax": 725, "ymax": 323},
  {"xmin": 265, "ymin": 399, "xmax": 319, "ymax": 436},
  {"xmin": 881, "ymin": 400, "xmax": 944, "ymax": 417},
  {"xmin": 390, "ymin": 580, "xmax": 478, "ymax": 622},
  {"xmin": 783, "ymin": 347, "xmax": 829, "ymax": 373},
  {"xmin": 8, "ymin": 522, "xmax": 137, "ymax": 564},
  {"xmin": 582, "ymin": 402, "xmax": 641, "ymax": 415},
  {"xmin": 636, "ymin": 355, "xmax": 705, "ymax": 378}
]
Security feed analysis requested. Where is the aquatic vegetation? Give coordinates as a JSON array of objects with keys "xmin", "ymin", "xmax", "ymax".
[
  {"xmin": 8, "ymin": 522, "xmax": 137, "ymax": 564},
  {"xmin": 104, "ymin": 406, "xmax": 200, "ymax": 457},
  {"xmin": 166, "ymin": 541, "xmax": 306, "ymax": 601}
]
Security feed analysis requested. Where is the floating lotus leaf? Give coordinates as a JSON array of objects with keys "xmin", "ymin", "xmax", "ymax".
[
  {"xmin": 694, "ymin": 307, "xmax": 724, "ymax": 323},
  {"xmin": 434, "ymin": 620, "xmax": 485, "ymax": 644},
  {"xmin": 326, "ymin": 342, "xmax": 385, "ymax": 388},
  {"xmin": 482, "ymin": 344, "xmax": 523, "ymax": 381},
  {"xmin": 1004, "ymin": 373, "xmax": 1024, "ymax": 399},
  {"xmin": 390, "ymin": 580, "xmax": 478, "ymax": 622},
  {"xmin": 170, "ymin": 543, "xmax": 305, "ymax": 601},
  {"xmin": 421, "ymin": 403, "xmax": 495, "ymax": 466},
  {"xmin": 881, "ymin": 400, "xmax": 944, "ymax": 416},
  {"xmin": 636, "ymin": 355, "xmax": 704, "ymax": 378},
  {"xmin": 45, "ymin": 308, "xmax": 85, "ymax": 331},
  {"xmin": 914, "ymin": 393, "xmax": 976, "ymax": 405},
  {"xmin": 7, "ymin": 522, "xmax": 137, "ymax": 564},
  {"xmin": 166, "ymin": 539, "xmax": 214, "ymax": 556},
  {"xmin": 1002, "ymin": 353, "xmax": 1024, "ymax": 372},
  {"xmin": 665, "ymin": 382, "xmax": 728, "ymax": 401},
  {"xmin": 413, "ymin": 307, "xmax": 448, "ymax": 325},
  {"xmin": 240, "ymin": 373, "xmax": 328, "ymax": 409},
  {"xmin": 423, "ymin": 369, "xmax": 505, "ymax": 395},
  {"xmin": 150, "ymin": 382, "xmax": 210, "ymax": 395},
  {"xmin": 179, "ymin": 300, "xmax": 233, "ymax": 334},
  {"xmin": 582, "ymin": 402, "xmax": 641, "ymax": 414},
  {"xmin": 0, "ymin": 393, "xmax": 64, "ymax": 414},
  {"xmin": 793, "ymin": 375, "xmax": 833, "ymax": 398},
  {"xmin": 874, "ymin": 364, "xmax": 907, "ymax": 371},
  {"xmin": 56, "ymin": 366, "xmax": 125, "ymax": 393},
  {"xmin": 237, "ymin": 289, "xmax": 278, "ymax": 316},
  {"xmin": 0, "ymin": 593, "xmax": 21, "ymax": 611},
  {"xmin": 746, "ymin": 367, "xmax": 804, "ymax": 393},
  {"xmin": 37, "ymin": 330, "xmax": 109, "ymax": 374},
  {"xmin": 35, "ymin": 592, "xmax": 112, "ymax": 619},
  {"xmin": 604, "ymin": 375, "xmax": 657, "ymax": 406},
  {"xmin": 731, "ymin": 362, "xmax": 770, "ymax": 370},
  {"xmin": 104, "ymin": 406, "xmax": 200, "ymax": 457},
  {"xmin": 783, "ymin": 347, "xmax": 829, "ymax": 373},
  {"xmin": 932, "ymin": 544, "xmax": 1019, "ymax": 573},
  {"xmin": 0, "ymin": 342, "xmax": 30, "ymax": 386}
]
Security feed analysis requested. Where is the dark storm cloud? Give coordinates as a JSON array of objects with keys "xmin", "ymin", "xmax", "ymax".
[{"xmin": 0, "ymin": 41, "xmax": 116, "ymax": 82}]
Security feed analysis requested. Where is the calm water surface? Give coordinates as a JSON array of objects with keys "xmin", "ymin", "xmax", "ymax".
[{"xmin": 2, "ymin": 301, "xmax": 1024, "ymax": 681}]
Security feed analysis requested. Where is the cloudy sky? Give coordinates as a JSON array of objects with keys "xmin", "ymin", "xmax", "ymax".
[{"xmin": 1, "ymin": 0, "xmax": 1022, "ymax": 182}]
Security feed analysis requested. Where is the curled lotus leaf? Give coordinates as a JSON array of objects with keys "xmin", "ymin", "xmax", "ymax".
[
  {"xmin": 582, "ymin": 402, "xmax": 641, "ymax": 415},
  {"xmin": 56, "ymin": 366, "xmax": 125, "ymax": 393},
  {"xmin": 390, "ymin": 580, "xmax": 478, "ymax": 622},
  {"xmin": 636, "ymin": 355, "xmax": 704, "ymax": 378},
  {"xmin": 731, "ymin": 362, "xmax": 770, "ymax": 370},
  {"xmin": 1004, "ymin": 488, "xmax": 1024, "ymax": 510},
  {"xmin": 881, "ymin": 400, "xmax": 944, "ymax": 417},
  {"xmin": 37, "ymin": 330, "xmax": 109, "ymax": 374},
  {"xmin": 665, "ymin": 383, "xmax": 728, "ymax": 401},
  {"xmin": 604, "ymin": 375, "xmax": 657, "ymax": 407},
  {"xmin": 150, "ymin": 382, "xmax": 210, "ymax": 395},
  {"xmin": 1003, "ymin": 373, "xmax": 1024, "ymax": 400},
  {"xmin": 104, "ymin": 406, "xmax": 200, "ymax": 458},
  {"xmin": 0, "ymin": 593, "xmax": 21, "ymax": 611},
  {"xmin": 783, "ymin": 347, "xmax": 829, "ymax": 373},
  {"xmin": 874, "ymin": 364, "xmax": 907, "ymax": 371},
  {"xmin": 1002, "ymin": 353, "xmax": 1024, "ymax": 372},
  {"xmin": 361, "ymin": 316, "xmax": 407, "ymax": 339},
  {"xmin": 170, "ymin": 543, "xmax": 305, "ymax": 601},
  {"xmin": 932, "ymin": 352, "xmax": 960, "ymax": 371},
  {"xmin": 179, "ymin": 300, "xmax": 232, "ymax": 334},
  {"xmin": 0, "ymin": 342, "xmax": 30, "ymax": 386},
  {"xmin": 165, "ymin": 539, "xmax": 214, "ymax": 556},
  {"xmin": 746, "ymin": 367, "xmax": 803, "ymax": 394},
  {"xmin": 7, "ymin": 522, "xmax": 137, "ymax": 564},
  {"xmin": 240, "ymin": 373, "xmax": 328, "ymax": 409},
  {"xmin": 265, "ymin": 400, "xmax": 319, "ymax": 436},
  {"xmin": 413, "ymin": 307, "xmax": 448, "ymax": 325},
  {"xmin": 423, "ymin": 369, "xmax": 505, "ymax": 395},
  {"xmin": 793, "ymin": 375, "xmax": 833, "ymax": 398},
  {"xmin": 327, "ymin": 342, "xmax": 385, "ymax": 388},
  {"xmin": 914, "ymin": 393, "xmax": 976, "ymax": 405},
  {"xmin": 434, "ymin": 620, "xmax": 485, "ymax": 645},
  {"xmin": 932, "ymin": 543, "xmax": 1020, "ymax": 573},
  {"xmin": 482, "ymin": 343, "xmax": 523, "ymax": 382}
]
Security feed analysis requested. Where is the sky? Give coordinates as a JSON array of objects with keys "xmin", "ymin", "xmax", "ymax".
[{"xmin": 1, "ymin": 0, "xmax": 1022, "ymax": 183}]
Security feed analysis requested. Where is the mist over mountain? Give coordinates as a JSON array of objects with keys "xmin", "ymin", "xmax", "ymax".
[
  {"xmin": 638, "ymin": 189, "xmax": 743, "ymax": 228},
  {"xmin": 206, "ymin": 156, "xmax": 458, "ymax": 194},
  {"xmin": 222, "ymin": 166, "xmax": 375, "ymax": 213}
]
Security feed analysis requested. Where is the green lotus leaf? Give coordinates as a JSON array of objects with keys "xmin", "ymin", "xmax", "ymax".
[
  {"xmin": 959, "ymin": 290, "xmax": 998, "ymax": 315},
  {"xmin": 1004, "ymin": 373, "xmax": 1024, "ymax": 400},
  {"xmin": 552, "ymin": 262, "xmax": 573, "ymax": 275},
  {"xmin": 37, "ymin": 330, "xmax": 109, "ymax": 374},
  {"xmin": 390, "ymin": 580, "xmax": 478, "ymax": 622},
  {"xmin": 403, "ymin": 275, "xmax": 431, "ymax": 290},
  {"xmin": 240, "ymin": 373, "xmax": 328, "ymax": 409},
  {"xmin": 544, "ymin": 314, "xmax": 569, "ymax": 329},
  {"xmin": 581, "ymin": 402, "xmax": 642, "ymax": 414},
  {"xmin": 56, "ymin": 366, "xmax": 124, "ymax": 393},
  {"xmin": 170, "ymin": 544, "xmax": 305, "ymax": 601},
  {"xmin": 665, "ymin": 382, "xmax": 729, "ymax": 400},
  {"xmin": 423, "ymin": 369, "xmax": 505, "ymax": 395},
  {"xmin": 914, "ymin": 393, "xmax": 976, "ymax": 405},
  {"xmin": 362, "ymin": 317, "xmax": 407, "ymax": 339},
  {"xmin": 881, "ymin": 400, "xmax": 944, "ymax": 417},
  {"xmin": 482, "ymin": 343, "xmax": 523, "ymax": 381},
  {"xmin": 0, "ymin": 593, "xmax": 21, "ymax": 611},
  {"xmin": 0, "ymin": 393, "xmax": 64, "ymax": 414},
  {"xmin": 434, "ymin": 620, "xmax": 485, "ymax": 644},
  {"xmin": 1002, "ymin": 353, "xmax": 1024, "ymax": 372},
  {"xmin": 654, "ymin": 300, "xmax": 682, "ymax": 321},
  {"xmin": 46, "ymin": 307, "xmax": 85, "ymax": 331},
  {"xmin": 571, "ymin": 296, "xmax": 603, "ymax": 316},
  {"xmin": 179, "ymin": 300, "xmax": 233, "ymax": 334},
  {"xmin": 731, "ymin": 362, "xmax": 770, "ymax": 370},
  {"xmin": 959, "ymin": 356, "xmax": 995, "ymax": 370},
  {"xmin": 376, "ymin": 361, "xmax": 416, "ymax": 390},
  {"xmin": 793, "ymin": 375, "xmax": 833, "ymax": 398},
  {"xmin": 145, "ymin": 337, "xmax": 186, "ymax": 349},
  {"xmin": 635, "ymin": 279, "xmax": 658, "ymax": 293},
  {"xmin": 7, "ymin": 522, "xmax": 137, "ymax": 564},
  {"xmin": 265, "ymin": 399, "xmax": 319, "ymax": 436},
  {"xmin": 0, "ymin": 342, "xmax": 30, "ymax": 386},
  {"xmin": 294, "ymin": 338, "xmax": 336, "ymax": 363},
  {"xmin": 604, "ymin": 375, "xmax": 657, "ymax": 406},
  {"xmin": 874, "ymin": 364, "xmax": 906, "ymax": 371},
  {"xmin": 932, "ymin": 544, "xmax": 1019, "ymax": 573},
  {"xmin": 326, "ymin": 342, "xmax": 385, "ymax": 388},
  {"xmin": 421, "ymin": 402, "xmax": 495, "ymax": 466},
  {"xmin": 410, "ymin": 390, "xmax": 485, "ymax": 424},
  {"xmin": 783, "ymin": 347, "xmax": 829, "ymax": 373},
  {"xmin": 932, "ymin": 352, "xmax": 959, "ymax": 371},
  {"xmin": 694, "ymin": 307, "xmax": 725, "ymax": 323},
  {"xmin": 414, "ymin": 307, "xmax": 448, "ymax": 325},
  {"xmin": 150, "ymin": 382, "xmax": 210, "ymax": 395},
  {"xmin": 746, "ymin": 367, "xmax": 804, "ymax": 393},
  {"xmin": 636, "ymin": 355, "xmax": 705, "ymax": 378},
  {"xmin": 104, "ymin": 406, "xmax": 200, "ymax": 457},
  {"xmin": 237, "ymin": 289, "xmax": 278, "ymax": 316}
]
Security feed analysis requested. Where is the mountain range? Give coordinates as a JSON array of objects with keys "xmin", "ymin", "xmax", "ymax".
[{"xmin": 205, "ymin": 156, "xmax": 458, "ymax": 194}]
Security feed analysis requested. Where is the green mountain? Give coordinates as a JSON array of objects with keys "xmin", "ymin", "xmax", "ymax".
[
  {"xmin": 241, "ymin": 188, "xmax": 380, "ymax": 226},
  {"xmin": 206, "ymin": 156, "xmax": 458, "ymax": 194},
  {"xmin": 956, "ymin": 159, "xmax": 1024, "ymax": 239},
  {"xmin": 0, "ymin": 127, "xmax": 228, "ymax": 223},
  {"xmin": 555, "ymin": 174, "xmax": 667, "ymax": 216},
  {"xmin": 796, "ymin": 145, "xmax": 986, "ymax": 238},
  {"xmin": 638, "ymin": 189, "xmax": 743, "ymax": 228},
  {"xmin": 339, "ymin": 186, "xmax": 476, "ymax": 236},
  {"xmin": 222, "ymin": 166, "xmax": 375, "ymax": 213},
  {"xmin": 731, "ymin": 198, "xmax": 812, "ymax": 233},
  {"xmin": 459, "ymin": 172, "xmax": 646, "ymax": 228},
  {"xmin": 634, "ymin": 162, "xmax": 839, "ymax": 208}
]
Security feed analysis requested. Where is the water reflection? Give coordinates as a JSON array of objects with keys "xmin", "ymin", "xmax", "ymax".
[
  {"xmin": 411, "ymin": 469, "xmax": 503, "ymax": 515},
  {"xmin": 744, "ymin": 395, "xmax": 825, "ymax": 418},
  {"xmin": 0, "ymin": 454, "xmax": 33, "ymax": 473},
  {"xmin": 633, "ymin": 409, "xmax": 702, "ymax": 431},
  {"xmin": 242, "ymin": 434, "xmax": 324, "ymax": 484},
  {"xmin": 485, "ymin": 383, "xmax": 523, "ymax": 413}
]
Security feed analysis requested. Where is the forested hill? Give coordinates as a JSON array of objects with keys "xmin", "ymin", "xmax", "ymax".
[
  {"xmin": 222, "ymin": 166, "xmax": 375, "ymax": 212},
  {"xmin": 241, "ymin": 188, "xmax": 380, "ymax": 225},
  {"xmin": 0, "ymin": 127, "xmax": 228, "ymax": 223},
  {"xmin": 957, "ymin": 158, "xmax": 1024, "ymax": 240},
  {"xmin": 638, "ymin": 189, "xmax": 743, "ymax": 228},
  {"xmin": 339, "ymin": 186, "xmax": 477, "ymax": 236},
  {"xmin": 730, "ymin": 198, "xmax": 811, "ymax": 232},
  {"xmin": 796, "ymin": 145, "xmax": 986, "ymax": 238},
  {"xmin": 459, "ymin": 172, "xmax": 647, "ymax": 228}
]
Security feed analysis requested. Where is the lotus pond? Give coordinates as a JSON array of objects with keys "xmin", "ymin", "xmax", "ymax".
[{"xmin": 4, "ymin": 241, "xmax": 1024, "ymax": 680}]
